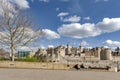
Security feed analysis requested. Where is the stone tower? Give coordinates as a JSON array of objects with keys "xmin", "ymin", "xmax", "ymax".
[
  {"xmin": 66, "ymin": 44, "xmax": 71, "ymax": 55},
  {"xmin": 79, "ymin": 45, "xmax": 83, "ymax": 53},
  {"xmin": 104, "ymin": 48, "xmax": 112, "ymax": 60},
  {"xmin": 100, "ymin": 48, "xmax": 112, "ymax": 60},
  {"xmin": 96, "ymin": 47, "xmax": 101, "ymax": 60}
]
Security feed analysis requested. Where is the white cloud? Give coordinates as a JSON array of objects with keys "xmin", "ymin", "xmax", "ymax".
[
  {"xmin": 57, "ymin": 12, "xmax": 69, "ymax": 17},
  {"xmin": 58, "ymin": 18, "xmax": 120, "ymax": 39},
  {"xmin": 48, "ymin": 45, "xmax": 54, "ymax": 48},
  {"xmin": 58, "ymin": 23, "xmax": 99, "ymax": 38},
  {"xmin": 0, "ymin": 27, "xmax": 42, "ymax": 51},
  {"xmin": 0, "ymin": 0, "xmax": 29, "ymax": 16},
  {"xmin": 96, "ymin": 18, "xmax": 120, "ymax": 33},
  {"xmin": 103, "ymin": 40, "xmax": 120, "ymax": 47},
  {"xmin": 62, "ymin": 15, "xmax": 81, "ymax": 23},
  {"xmin": 80, "ymin": 40, "xmax": 89, "ymax": 46},
  {"xmin": 84, "ymin": 17, "xmax": 90, "ymax": 20},
  {"xmin": 0, "ymin": 28, "xmax": 59, "ymax": 47},
  {"xmin": 41, "ymin": 29, "xmax": 60, "ymax": 40},
  {"xmin": 0, "ymin": 28, "xmax": 59, "ymax": 51},
  {"xmin": 24, "ymin": 28, "xmax": 41, "ymax": 38},
  {"xmin": 39, "ymin": 0, "xmax": 49, "ymax": 2},
  {"xmin": 103, "ymin": 46, "xmax": 109, "ymax": 48},
  {"xmin": 11, "ymin": 0, "xmax": 29, "ymax": 9},
  {"xmin": 57, "ymin": 12, "xmax": 80, "ymax": 23}
]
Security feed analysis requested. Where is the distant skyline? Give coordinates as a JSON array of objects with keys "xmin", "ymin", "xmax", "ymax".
[{"xmin": 1, "ymin": 0, "xmax": 120, "ymax": 50}]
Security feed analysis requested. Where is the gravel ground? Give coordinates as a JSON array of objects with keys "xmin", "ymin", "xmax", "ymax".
[{"xmin": 0, "ymin": 68, "xmax": 119, "ymax": 80}]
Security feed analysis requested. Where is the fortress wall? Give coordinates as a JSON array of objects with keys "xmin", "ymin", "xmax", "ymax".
[
  {"xmin": 112, "ymin": 56, "xmax": 120, "ymax": 61},
  {"xmin": 0, "ymin": 61, "xmax": 70, "ymax": 70}
]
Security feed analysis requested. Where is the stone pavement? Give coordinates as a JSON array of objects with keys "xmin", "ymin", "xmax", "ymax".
[{"xmin": 0, "ymin": 68, "xmax": 119, "ymax": 80}]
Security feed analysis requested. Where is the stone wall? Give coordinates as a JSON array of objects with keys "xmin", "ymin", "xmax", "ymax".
[
  {"xmin": 113, "ymin": 56, "xmax": 120, "ymax": 61},
  {"xmin": 0, "ymin": 61, "xmax": 70, "ymax": 70}
]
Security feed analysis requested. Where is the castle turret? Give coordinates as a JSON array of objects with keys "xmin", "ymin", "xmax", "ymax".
[
  {"xmin": 96, "ymin": 47, "xmax": 101, "ymax": 60},
  {"xmin": 79, "ymin": 45, "xmax": 83, "ymax": 52},
  {"xmin": 104, "ymin": 48, "xmax": 112, "ymax": 60},
  {"xmin": 100, "ymin": 48, "xmax": 113, "ymax": 60},
  {"xmin": 66, "ymin": 44, "xmax": 71, "ymax": 55}
]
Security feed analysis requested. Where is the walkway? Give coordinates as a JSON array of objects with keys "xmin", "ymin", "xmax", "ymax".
[{"xmin": 0, "ymin": 68, "xmax": 119, "ymax": 80}]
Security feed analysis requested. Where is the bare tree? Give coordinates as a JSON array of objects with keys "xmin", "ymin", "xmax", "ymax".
[{"xmin": 0, "ymin": 0, "xmax": 41, "ymax": 61}]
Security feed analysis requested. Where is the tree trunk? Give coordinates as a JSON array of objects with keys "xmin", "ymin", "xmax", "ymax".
[
  {"xmin": 11, "ymin": 45, "xmax": 15, "ymax": 62},
  {"xmin": 12, "ymin": 53, "xmax": 14, "ymax": 61}
]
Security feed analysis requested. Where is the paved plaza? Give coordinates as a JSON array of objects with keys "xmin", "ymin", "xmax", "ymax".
[{"xmin": 0, "ymin": 68, "xmax": 119, "ymax": 80}]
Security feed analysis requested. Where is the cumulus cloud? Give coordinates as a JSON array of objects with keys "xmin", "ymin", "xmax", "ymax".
[
  {"xmin": 58, "ymin": 18, "xmax": 120, "ymax": 38},
  {"xmin": 48, "ymin": 45, "xmax": 54, "ymax": 48},
  {"xmin": 96, "ymin": 18, "xmax": 120, "ymax": 33},
  {"xmin": 2, "ymin": 0, "xmax": 29, "ymax": 9},
  {"xmin": 62, "ymin": 15, "xmax": 81, "ymax": 23},
  {"xmin": 41, "ymin": 29, "xmax": 60, "ymax": 40},
  {"xmin": 11, "ymin": 0, "xmax": 29, "ymax": 9},
  {"xmin": 0, "ymin": 0, "xmax": 29, "ymax": 16},
  {"xmin": 57, "ymin": 12, "xmax": 80, "ymax": 23},
  {"xmin": 23, "ymin": 28, "xmax": 41, "ymax": 39},
  {"xmin": 84, "ymin": 17, "xmax": 90, "ymax": 20},
  {"xmin": 58, "ymin": 23, "xmax": 99, "ymax": 38},
  {"xmin": 103, "ymin": 40, "xmax": 120, "ymax": 47},
  {"xmin": 0, "ymin": 27, "xmax": 42, "ymax": 50},
  {"xmin": 57, "ymin": 12, "xmax": 69, "ymax": 17},
  {"xmin": 0, "ymin": 28, "xmax": 60, "ymax": 46},
  {"xmin": 80, "ymin": 40, "xmax": 89, "ymax": 46},
  {"xmin": 0, "ymin": 28, "xmax": 60, "ymax": 51}
]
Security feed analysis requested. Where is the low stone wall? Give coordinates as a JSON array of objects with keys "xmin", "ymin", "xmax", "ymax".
[
  {"xmin": 0, "ymin": 61, "xmax": 119, "ymax": 72},
  {"xmin": 0, "ymin": 61, "xmax": 70, "ymax": 70}
]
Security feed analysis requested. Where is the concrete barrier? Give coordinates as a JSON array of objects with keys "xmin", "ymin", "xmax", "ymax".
[
  {"xmin": 0, "ymin": 61, "xmax": 119, "ymax": 72},
  {"xmin": 0, "ymin": 61, "xmax": 70, "ymax": 70}
]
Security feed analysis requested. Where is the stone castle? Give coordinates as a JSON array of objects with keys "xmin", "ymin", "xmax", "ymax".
[{"xmin": 35, "ymin": 44, "xmax": 120, "ymax": 62}]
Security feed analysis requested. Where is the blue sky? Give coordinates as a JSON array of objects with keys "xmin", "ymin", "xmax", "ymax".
[
  {"xmin": 1, "ymin": 0, "xmax": 120, "ymax": 50},
  {"xmin": 26, "ymin": 0, "xmax": 120, "ymax": 49}
]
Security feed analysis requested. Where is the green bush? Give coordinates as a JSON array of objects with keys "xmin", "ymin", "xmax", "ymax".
[
  {"xmin": 0, "ymin": 57, "xmax": 9, "ymax": 61},
  {"xmin": 16, "ymin": 56, "xmax": 39, "ymax": 62}
]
